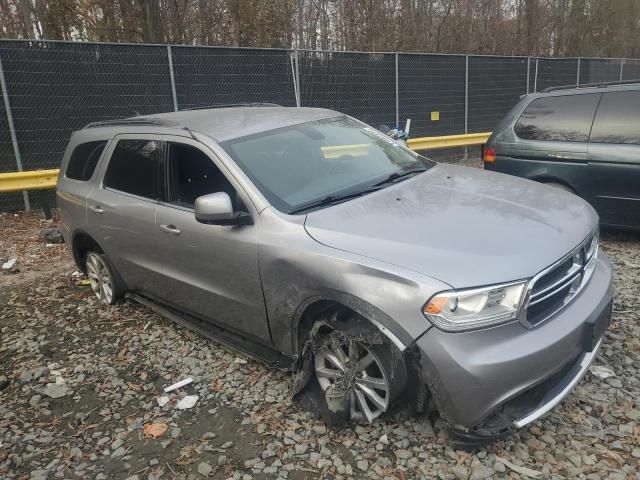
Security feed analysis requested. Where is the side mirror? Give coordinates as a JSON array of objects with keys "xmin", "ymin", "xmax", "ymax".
[{"xmin": 194, "ymin": 192, "xmax": 252, "ymax": 226}]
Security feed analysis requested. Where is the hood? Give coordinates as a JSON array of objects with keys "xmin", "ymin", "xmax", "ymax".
[{"xmin": 304, "ymin": 164, "xmax": 598, "ymax": 288}]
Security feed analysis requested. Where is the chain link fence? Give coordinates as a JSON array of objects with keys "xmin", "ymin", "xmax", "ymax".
[
  {"xmin": 1, "ymin": 38, "xmax": 638, "ymax": 211},
  {"xmin": 298, "ymin": 51, "xmax": 396, "ymax": 131}
]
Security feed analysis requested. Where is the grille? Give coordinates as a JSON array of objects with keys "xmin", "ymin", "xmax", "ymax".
[{"xmin": 523, "ymin": 231, "xmax": 598, "ymax": 326}]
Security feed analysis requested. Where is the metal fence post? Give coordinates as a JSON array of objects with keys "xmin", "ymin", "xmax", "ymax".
[
  {"xmin": 167, "ymin": 45, "xmax": 178, "ymax": 111},
  {"xmin": 0, "ymin": 51, "xmax": 30, "ymax": 211},
  {"xmin": 395, "ymin": 53, "xmax": 399, "ymax": 128},
  {"xmin": 294, "ymin": 50, "xmax": 301, "ymax": 107},
  {"xmin": 576, "ymin": 57, "xmax": 581, "ymax": 85},
  {"xmin": 619, "ymin": 59, "xmax": 625, "ymax": 81},
  {"xmin": 464, "ymin": 55, "xmax": 469, "ymax": 161},
  {"xmin": 290, "ymin": 50, "xmax": 301, "ymax": 107},
  {"xmin": 526, "ymin": 57, "xmax": 530, "ymax": 94},
  {"xmin": 534, "ymin": 58, "xmax": 539, "ymax": 93}
]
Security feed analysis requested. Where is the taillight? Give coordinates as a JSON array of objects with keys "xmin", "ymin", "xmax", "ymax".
[{"xmin": 483, "ymin": 145, "xmax": 496, "ymax": 163}]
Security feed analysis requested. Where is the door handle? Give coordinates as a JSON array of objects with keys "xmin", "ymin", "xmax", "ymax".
[
  {"xmin": 89, "ymin": 205, "xmax": 104, "ymax": 214},
  {"xmin": 160, "ymin": 224, "xmax": 181, "ymax": 235}
]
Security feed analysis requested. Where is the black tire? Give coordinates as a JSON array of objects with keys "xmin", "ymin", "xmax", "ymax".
[
  {"xmin": 309, "ymin": 314, "xmax": 407, "ymax": 425},
  {"xmin": 84, "ymin": 251, "xmax": 125, "ymax": 305}
]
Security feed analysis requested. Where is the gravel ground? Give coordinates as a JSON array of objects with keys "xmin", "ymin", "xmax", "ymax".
[{"xmin": 1, "ymin": 210, "xmax": 639, "ymax": 480}]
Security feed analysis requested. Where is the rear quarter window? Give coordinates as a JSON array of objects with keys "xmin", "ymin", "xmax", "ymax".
[
  {"xmin": 590, "ymin": 90, "xmax": 640, "ymax": 145},
  {"xmin": 65, "ymin": 141, "xmax": 107, "ymax": 181},
  {"xmin": 514, "ymin": 93, "xmax": 601, "ymax": 142}
]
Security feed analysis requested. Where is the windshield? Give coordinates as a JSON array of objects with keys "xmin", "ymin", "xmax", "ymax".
[{"xmin": 221, "ymin": 116, "xmax": 435, "ymax": 213}]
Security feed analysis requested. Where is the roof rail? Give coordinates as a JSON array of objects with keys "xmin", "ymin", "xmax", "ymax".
[
  {"xmin": 541, "ymin": 79, "xmax": 640, "ymax": 93},
  {"xmin": 84, "ymin": 118, "xmax": 177, "ymax": 129},
  {"xmin": 182, "ymin": 102, "xmax": 282, "ymax": 111}
]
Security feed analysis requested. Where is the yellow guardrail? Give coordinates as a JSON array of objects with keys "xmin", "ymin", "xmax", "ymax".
[
  {"xmin": 321, "ymin": 143, "xmax": 369, "ymax": 158},
  {"xmin": 0, "ymin": 169, "xmax": 59, "ymax": 193},
  {"xmin": 407, "ymin": 131, "xmax": 492, "ymax": 151},
  {"xmin": 0, "ymin": 132, "xmax": 491, "ymax": 193}
]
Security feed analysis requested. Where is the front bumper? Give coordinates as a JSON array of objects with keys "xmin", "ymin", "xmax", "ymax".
[{"xmin": 415, "ymin": 252, "xmax": 613, "ymax": 435}]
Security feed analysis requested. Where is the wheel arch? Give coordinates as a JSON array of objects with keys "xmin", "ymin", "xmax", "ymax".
[
  {"xmin": 292, "ymin": 292, "xmax": 409, "ymax": 356},
  {"xmin": 71, "ymin": 228, "xmax": 105, "ymax": 273},
  {"xmin": 529, "ymin": 175, "xmax": 578, "ymax": 194}
]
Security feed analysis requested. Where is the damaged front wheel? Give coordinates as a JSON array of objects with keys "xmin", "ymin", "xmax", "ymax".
[{"xmin": 312, "ymin": 321, "xmax": 406, "ymax": 424}]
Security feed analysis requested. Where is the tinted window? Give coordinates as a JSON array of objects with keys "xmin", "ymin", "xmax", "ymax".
[
  {"xmin": 514, "ymin": 94, "xmax": 601, "ymax": 142},
  {"xmin": 103, "ymin": 140, "xmax": 161, "ymax": 199},
  {"xmin": 65, "ymin": 141, "xmax": 107, "ymax": 181},
  {"xmin": 590, "ymin": 91, "xmax": 640, "ymax": 145},
  {"xmin": 166, "ymin": 143, "xmax": 235, "ymax": 208}
]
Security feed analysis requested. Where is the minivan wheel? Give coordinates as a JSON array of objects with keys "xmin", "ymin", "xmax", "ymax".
[
  {"xmin": 85, "ymin": 252, "xmax": 121, "ymax": 305},
  {"xmin": 313, "ymin": 323, "xmax": 406, "ymax": 424}
]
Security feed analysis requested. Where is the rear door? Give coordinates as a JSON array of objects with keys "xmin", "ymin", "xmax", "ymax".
[
  {"xmin": 57, "ymin": 138, "xmax": 109, "ymax": 241},
  {"xmin": 154, "ymin": 137, "xmax": 271, "ymax": 343},
  {"xmin": 506, "ymin": 93, "xmax": 601, "ymax": 194},
  {"xmin": 587, "ymin": 90, "xmax": 640, "ymax": 228},
  {"xmin": 87, "ymin": 135, "xmax": 165, "ymax": 294}
]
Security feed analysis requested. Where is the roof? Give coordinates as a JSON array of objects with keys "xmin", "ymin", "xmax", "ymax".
[
  {"xmin": 533, "ymin": 80, "xmax": 640, "ymax": 98},
  {"xmin": 85, "ymin": 106, "xmax": 342, "ymax": 142}
]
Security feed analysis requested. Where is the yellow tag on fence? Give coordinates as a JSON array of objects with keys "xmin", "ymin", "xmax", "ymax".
[{"xmin": 431, "ymin": 111, "xmax": 440, "ymax": 121}]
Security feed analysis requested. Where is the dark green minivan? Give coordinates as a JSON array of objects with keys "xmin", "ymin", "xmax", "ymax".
[{"xmin": 484, "ymin": 81, "xmax": 640, "ymax": 230}]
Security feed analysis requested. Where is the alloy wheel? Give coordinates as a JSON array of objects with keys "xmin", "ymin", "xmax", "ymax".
[
  {"xmin": 86, "ymin": 253, "xmax": 114, "ymax": 304},
  {"xmin": 314, "ymin": 338, "xmax": 390, "ymax": 423}
]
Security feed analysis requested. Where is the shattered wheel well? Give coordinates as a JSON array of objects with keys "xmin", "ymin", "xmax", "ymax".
[{"xmin": 296, "ymin": 300, "xmax": 352, "ymax": 351}]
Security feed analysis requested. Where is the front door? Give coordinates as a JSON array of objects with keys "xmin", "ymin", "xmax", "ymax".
[{"xmin": 155, "ymin": 138, "xmax": 271, "ymax": 343}]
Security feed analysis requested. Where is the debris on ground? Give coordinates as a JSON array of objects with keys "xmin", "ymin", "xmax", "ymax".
[
  {"xmin": 1, "ymin": 257, "xmax": 17, "ymax": 274},
  {"xmin": 589, "ymin": 364, "xmax": 616, "ymax": 379},
  {"xmin": 143, "ymin": 423, "xmax": 169, "ymax": 438},
  {"xmin": 176, "ymin": 395, "xmax": 199, "ymax": 410},
  {"xmin": 164, "ymin": 377, "xmax": 193, "ymax": 393},
  {"xmin": 39, "ymin": 227, "xmax": 64, "ymax": 244}
]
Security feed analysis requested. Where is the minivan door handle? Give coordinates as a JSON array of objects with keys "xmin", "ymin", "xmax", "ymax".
[
  {"xmin": 159, "ymin": 224, "xmax": 181, "ymax": 235},
  {"xmin": 89, "ymin": 205, "xmax": 104, "ymax": 214}
]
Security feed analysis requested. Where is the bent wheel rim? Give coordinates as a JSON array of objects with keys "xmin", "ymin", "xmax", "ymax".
[
  {"xmin": 86, "ymin": 253, "xmax": 113, "ymax": 304},
  {"xmin": 314, "ymin": 338, "xmax": 390, "ymax": 423}
]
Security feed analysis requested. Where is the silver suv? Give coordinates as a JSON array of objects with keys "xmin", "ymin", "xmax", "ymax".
[{"xmin": 56, "ymin": 105, "xmax": 613, "ymax": 446}]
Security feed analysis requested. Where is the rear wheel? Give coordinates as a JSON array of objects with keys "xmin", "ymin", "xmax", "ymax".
[
  {"xmin": 85, "ymin": 252, "xmax": 122, "ymax": 305},
  {"xmin": 312, "ymin": 319, "xmax": 406, "ymax": 423}
]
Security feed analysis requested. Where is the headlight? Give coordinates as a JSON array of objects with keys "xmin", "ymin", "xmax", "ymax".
[{"xmin": 423, "ymin": 281, "xmax": 527, "ymax": 332}]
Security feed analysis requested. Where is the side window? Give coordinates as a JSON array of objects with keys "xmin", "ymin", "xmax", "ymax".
[
  {"xmin": 166, "ymin": 143, "xmax": 236, "ymax": 209},
  {"xmin": 514, "ymin": 94, "xmax": 601, "ymax": 142},
  {"xmin": 590, "ymin": 91, "xmax": 640, "ymax": 145},
  {"xmin": 65, "ymin": 141, "xmax": 107, "ymax": 181},
  {"xmin": 103, "ymin": 139, "xmax": 162, "ymax": 200}
]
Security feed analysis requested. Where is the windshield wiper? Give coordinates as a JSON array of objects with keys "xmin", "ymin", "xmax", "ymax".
[
  {"xmin": 371, "ymin": 167, "xmax": 427, "ymax": 187},
  {"xmin": 289, "ymin": 187, "xmax": 382, "ymax": 214}
]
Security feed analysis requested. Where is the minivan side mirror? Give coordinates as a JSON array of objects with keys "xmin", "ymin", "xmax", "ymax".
[{"xmin": 194, "ymin": 192, "xmax": 252, "ymax": 226}]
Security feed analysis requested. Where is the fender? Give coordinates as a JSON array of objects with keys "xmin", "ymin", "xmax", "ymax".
[{"xmin": 292, "ymin": 289, "xmax": 426, "ymax": 355}]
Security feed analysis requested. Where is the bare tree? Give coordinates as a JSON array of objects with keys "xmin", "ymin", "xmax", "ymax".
[{"xmin": 0, "ymin": 0, "xmax": 639, "ymax": 57}]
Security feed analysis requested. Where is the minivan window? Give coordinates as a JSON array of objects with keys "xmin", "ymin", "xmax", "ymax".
[
  {"xmin": 514, "ymin": 93, "xmax": 601, "ymax": 142},
  {"xmin": 166, "ymin": 143, "xmax": 235, "ymax": 209},
  {"xmin": 590, "ymin": 90, "xmax": 640, "ymax": 145},
  {"xmin": 65, "ymin": 141, "xmax": 107, "ymax": 181},
  {"xmin": 103, "ymin": 139, "xmax": 161, "ymax": 200},
  {"xmin": 221, "ymin": 116, "xmax": 434, "ymax": 213}
]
